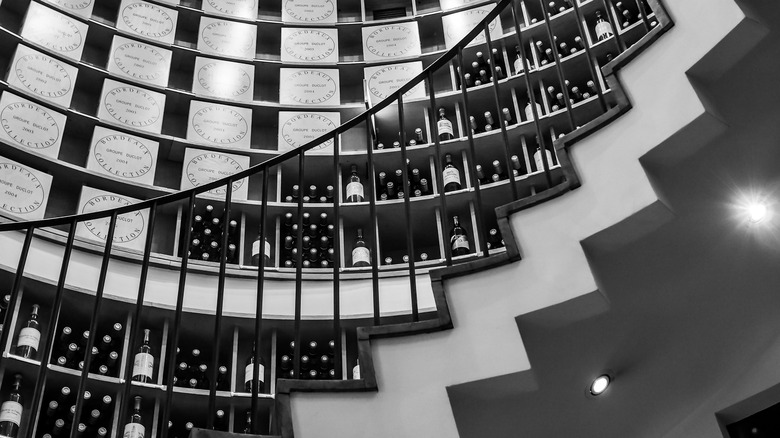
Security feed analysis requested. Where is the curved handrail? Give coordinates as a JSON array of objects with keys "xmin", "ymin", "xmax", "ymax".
[{"xmin": 0, "ymin": 0, "xmax": 512, "ymax": 232}]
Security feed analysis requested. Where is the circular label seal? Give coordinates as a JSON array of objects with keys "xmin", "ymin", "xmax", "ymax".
[
  {"xmin": 281, "ymin": 113, "xmax": 335, "ymax": 150},
  {"xmin": 205, "ymin": 0, "xmax": 256, "ymax": 17},
  {"xmin": 0, "ymin": 102, "xmax": 60, "ymax": 150},
  {"xmin": 185, "ymin": 153, "xmax": 246, "ymax": 195},
  {"xmin": 93, "ymin": 134, "xmax": 154, "ymax": 179},
  {"xmin": 191, "ymin": 106, "xmax": 249, "ymax": 144},
  {"xmin": 33, "ymin": 14, "xmax": 83, "ymax": 53},
  {"xmin": 446, "ymin": 9, "xmax": 497, "ymax": 43},
  {"xmin": 365, "ymin": 25, "xmax": 417, "ymax": 58},
  {"xmin": 103, "ymin": 86, "xmax": 161, "ymax": 127},
  {"xmin": 120, "ymin": 3, "xmax": 175, "ymax": 39},
  {"xmin": 367, "ymin": 65, "xmax": 423, "ymax": 100},
  {"xmin": 283, "ymin": 29, "xmax": 336, "ymax": 62},
  {"xmin": 196, "ymin": 62, "xmax": 252, "ymax": 98},
  {"xmin": 50, "ymin": 0, "xmax": 93, "ymax": 11},
  {"xmin": 112, "ymin": 42, "xmax": 167, "ymax": 82},
  {"xmin": 283, "ymin": 0, "xmax": 335, "ymax": 22},
  {"xmin": 81, "ymin": 194, "xmax": 145, "ymax": 243},
  {"xmin": 201, "ymin": 21, "xmax": 255, "ymax": 57},
  {"xmin": 286, "ymin": 70, "xmax": 337, "ymax": 105},
  {"xmin": 14, "ymin": 54, "xmax": 73, "ymax": 99},
  {"xmin": 0, "ymin": 162, "xmax": 45, "ymax": 215}
]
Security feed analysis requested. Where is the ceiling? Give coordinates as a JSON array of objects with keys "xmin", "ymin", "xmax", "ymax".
[{"xmin": 446, "ymin": 2, "xmax": 780, "ymax": 437}]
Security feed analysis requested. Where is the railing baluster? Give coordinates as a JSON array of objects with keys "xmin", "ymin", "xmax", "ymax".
[
  {"xmin": 396, "ymin": 94, "xmax": 419, "ymax": 321},
  {"xmin": 208, "ymin": 178, "xmax": 234, "ymax": 428},
  {"xmin": 365, "ymin": 116, "xmax": 381, "ymax": 326},
  {"xmin": 456, "ymin": 47, "xmax": 488, "ymax": 257},
  {"xmin": 161, "ymin": 192, "xmax": 196, "ymax": 438},
  {"xmin": 426, "ymin": 71, "xmax": 453, "ymax": 266},
  {"xmin": 331, "ymin": 135, "xmax": 342, "ymax": 378},
  {"xmin": 569, "ymin": 0, "xmax": 609, "ymax": 112},
  {"xmin": 484, "ymin": 24, "xmax": 520, "ymax": 201},
  {"xmin": 633, "ymin": 0, "xmax": 652, "ymax": 32},
  {"xmin": 251, "ymin": 166, "xmax": 269, "ymax": 433},
  {"xmin": 70, "ymin": 212, "xmax": 119, "ymax": 438},
  {"xmin": 118, "ymin": 201, "xmax": 158, "ymax": 431},
  {"xmin": 510, "ymin": 2, "xmax": 554, "ymax": 189},
  {"xmin": 293, "ymin": 152, "xmax": 306, "ymax": 379}
]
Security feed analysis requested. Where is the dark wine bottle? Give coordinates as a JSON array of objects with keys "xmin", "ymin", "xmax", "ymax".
[
  {"xmin": 131, "ymin": 329, "xmax": 154, "ymax": 383},
  {"xmin": 346, "ymin": 164, "xmax": 365, "ymax": 203},
  {"xmin": 351, "ymin": 229, "xmax": 371, "ymax": 267},
  {"xmin": 442, "ymin": 154, "xmax": 462, "ymax": 192},
  {"xmin": 244, "ymin": 345, "xmax": 265, "ymax": 393},
  {"xmin": 595, "ymin": 10, "xmax": 614, "ymax": 40},
  {"xmin": 437, "ymin": 108, "xmax": 454, "ymax": 141},
  {"xmin": 123, "ymin": 396, "xmax": 144, "ymax": 438},
  {"xmin": 251, "ymin": 227, "xmax": 271, "ymax": 267},
  {"xmin": 450, "ymin": 216, "xmax": 471, "ymax": 256},
  {"xmin": 0, "ymin": 374, "xmax": 23, "ymax": 437},
  {"xmin": 16, "ymin": 304, "xmax": 40, "ymax": 358}
]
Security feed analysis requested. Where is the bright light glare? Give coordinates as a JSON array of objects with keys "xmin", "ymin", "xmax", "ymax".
[
  {"xmin": 590, "ymin": 375, "xmax": 610, "ymax": 395},
  {"xmin": 747, "ymin": 203, "xmax": 768, "ymax": 223}
]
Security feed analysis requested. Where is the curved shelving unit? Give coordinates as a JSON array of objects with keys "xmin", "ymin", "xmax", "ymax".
[{"xmin": 0, "ymin": 0, "xmax": 672, "ymax": 436}]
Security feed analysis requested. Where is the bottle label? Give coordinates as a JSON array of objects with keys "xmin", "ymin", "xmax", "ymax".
[
  {"xmin": 346, "ymin": 182, "xmax": 364, "ymax": 200},
  {"xmin": 437, "ymin": 119, "xmax": 453, "ymax": 136},
  {"xmin": 0, "ymin": 401, "xmax": 22, "ymax": 426},
  {"xmin": 251, "ymin": 240, "xmax": 271, "ymax": 258},
  {"xmin": 534, "ymin": 149, "xmax": 554, "ymax": 171},
  {"xmin": 525, "ymin": 103, "xmax": 542, "ymax": 121},
  {"xmin": 352, "ymin": 247, "xmax": 370, "ymax": 265},
  {"xmin": 245, "ymin": 363, "xmax": 266, "ymax": 384},
  {"xmin": 451, "ymin": 235, "xmax": 470, "ymax": 251},
  {"xmin": 596, "ymin": 21, "xmax": 613, "ymax": 39},
  {"xmin": 132, "ymin": 353, "xmax": 154, "ymax": 379},
  {"xmin": 17, "ymin": 327, "xmax": 40, "ymax": 350},
  {"xmin": 123, "ymin": 422, "xmax": 145, "ymax": 438},
  {"xmin": 352, "ymin": 364, "xmax": 360, "ymax": 380},
  {"xmin": 443, "ymin": 167, "xmax": 461, "ymax": 186},
  {"xmin": 513, "ymin": 58, "xmax": 524, "ymax": 73}
]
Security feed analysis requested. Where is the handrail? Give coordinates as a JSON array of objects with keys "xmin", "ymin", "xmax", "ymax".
[{"xmin": 0, "ymin": 0, "xmax": 512, "ymax": 232}]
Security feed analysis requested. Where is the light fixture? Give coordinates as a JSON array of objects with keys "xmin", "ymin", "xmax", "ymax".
[
  {"xmin": 747, "ymin": 202, "xmax": 768, "ymax": 223},
  {"xmin": 589, "ymin": 374, "xmax": 611, "ymax": 396}
]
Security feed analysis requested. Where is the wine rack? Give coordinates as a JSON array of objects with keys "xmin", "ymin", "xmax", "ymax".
[{"xmin": 0, "ymin": 0, "xmax": 671, "ymax": 436}]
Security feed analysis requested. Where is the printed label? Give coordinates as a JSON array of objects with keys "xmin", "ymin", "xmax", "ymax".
[
  {"xmin": 278, "ymin": 112, "xmax": 338, "ymax": 153},
  {"xmin": 78, "ymin": 188, "xmax": 147, "ymax": 249},
  {"xmin": 0, "ymin": 401, "xmax": 23, "ymax": 426},
  {"xmin": 596, "ymin": 21, "xmax": 613, "ymax": 39},
  {"xmin": 119, "ymin": 2, "xmax": 176, "ymax": 41},
  {"xmin": 346, "ymin": 182, "xmax": 364, "ymax": 200},
  {"xmin": 22, "ymin": 3, "xmax": 86, "ymax": 59},
  {"xmin": 188, "ymin": 102, "xmax": 251, "ymax": 148},
  {"xmin": 252, "ymin": 240, "xmax": 270, "ymax": 257},
  {"xmin": 442, "ymin": 6, "xmax": 502, "ymax": 49},
  {"xmin": 443, "ymin": 167, "xmax": 461, "ymax": 186},
  {"xmin": 200, "ymin": 19, "xmax": 256, "ymax": 58},
  {"xmin": 0, "ymin": 161, "xmax": 48, "ymax": 217},
  {"xmin": 47, "ymin": 0, "xmax": 94, "ymax": 11},
  {"xmin": 352, "ymin": 364, "xmax": 360, "ymax": 379},
  {"xmin": 364, "ymin": 62, "xmax": 425, "ymax": 103},
  {"xmin": 525, "ymin": 103, "xmax": 542, "ymax": 121},
  {"xmin": 91, "ymin": 132, "xmax": 155, "ymax": 181},
  {"xmin": 534, "ymin": 149, "xmax": 554, "ymax": 171},
  {"xmin": 13, "ymin": 51, "xmax": 74, "ymax": 102},
  {"xmin": 100, "ymin": 83, "xmax": 164, "ymax": 133},
  {"xmin": 282, "ymin": 0, "xmax": 336, "ymax": 23},
  {"xmin": 0, "ymin": 101, "xmax": 61, "ymax": 150},
  {"xmin": 110, "ymin": 38, "xmax": 171, "ymax": 86},
  {"xmin": 514, "ymin": 58, "xmax": 524, "ymax": 73},
  {"xmin": 437, "ymin": 119, "xmax": 453, "ymax": 136},
  {"xmin": 17, "ymin": 326, "xmax": 41, "ymax": 350},
  {"xmin": 245, "ymin": 363, "xmax": 265, "ymax": 383},
  {"xmin": 194, "ymin": 59, "xmax": 254, "ymax": 101},
  {"xmin": 132, "ymin": 352, "xmax": 154, "ymax": 379},
  {"xmin": 280, "ymin": 69, "xmax": 339, "ymax": 106},
  {"xmin": 281, "ymin": 28, "xmax": 338, "ymax": 63},
  {"xmin": 123, "ymin": 422, "xmax": 145, "ymax": 438},
  {"xmin": 363, "ymin": 24, "xmax": 421, "ymax": 60},
  {"xmin": 204, "ymin": 0, "xmax": 257, "ymax": 19},
  {"xmin": 183, "ymin": 151, "xmax": 247, "ymax": 198},
  {"xmin": 451, "ymin": 235, "xmax": 470, "ymax": 251},
  {"xmin": 352, "ymin": 246, "xmax": 370, "ymax": 265}
]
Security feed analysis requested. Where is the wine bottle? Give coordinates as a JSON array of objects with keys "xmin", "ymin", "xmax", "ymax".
[
  {"xmin": 346, "ymin": 164, "xmax": 365, "ymax": 202},
  {"xmin": 595, "ymin": 10, "xmax": 614, "ymax": 41},
  {"xmin": 524, "ymin": 94, "xmax": 543, "ymax": 121},
  {"xmin": 484, "ymin": 111, "xmax": 495, "ymax": 132},
  {"xmin": 16, "ymin": 304, "xmax": 40, "ymax": 359},
  {"xmin": 131, "ymin": 329, "xmax": 154, "ymax": 383},
  {"xmin": 492, "ymin": 160, "xmax": 506, "ymax": 182},
  {"xmin": 534, "ymin": 145, "xmax": 555, "ymax": 171},
  {"xmin": 437, "ymin": 108, "xmax": 454, "ymax": 141},
  {"xmin": 123, "ymin": 396, "xmax": 144, "ymax": 438},
  {"xmin": 243, "ymin": 410, "xmax": 252, "ymax": 434},
  {"xmin": 0, "ymin": 374, "xmax": 23, "ymax": 437},
  {"xmin": 245, "ymin": 345, "xmax": 265, "ymax": 393},
  {"xmin": 442, "ymin": 153, "xmax": 462, "ymax": 192},
  {"xmin": 351, "ymin": 229, "xmax": 371, "ymax": 267},
  {"xmin": 216, "ymin": 365, "xmax": 229, "ymax": 391},
  {"xmin": 414, "ymin": 128, "xmax": 426, "ymax": 144},
  {"xmin": 251, "ymin": 228, "xmax": 271, "ymax": 267},
  {"xmin": 352, "ymin": 359, "xmax": 361, "ymax": 380},
  {"xmin": 450, "ymin": 216, "xmax": 471, "ymax": 256},
  {"xmin": 215, "ymin": 410, "xmax": 226, "ymax": 431}
]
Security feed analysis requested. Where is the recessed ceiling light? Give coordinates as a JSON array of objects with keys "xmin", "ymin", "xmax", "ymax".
[
  {"xmin": 590, "ymin": 374, "xmax": 611, "ymax": 396},
  {"xmin": 747, "ymin": 203, "xmax": 768, "ymax": 223}
]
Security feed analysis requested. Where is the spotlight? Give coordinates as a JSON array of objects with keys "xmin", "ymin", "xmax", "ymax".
[
  {"xmin": 589, "ymin": 374, "xmax": 611, "ymax": 396},
  {"xmin": 747, "ymin": 203, "xmax": 768, "ymax": 223}
]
